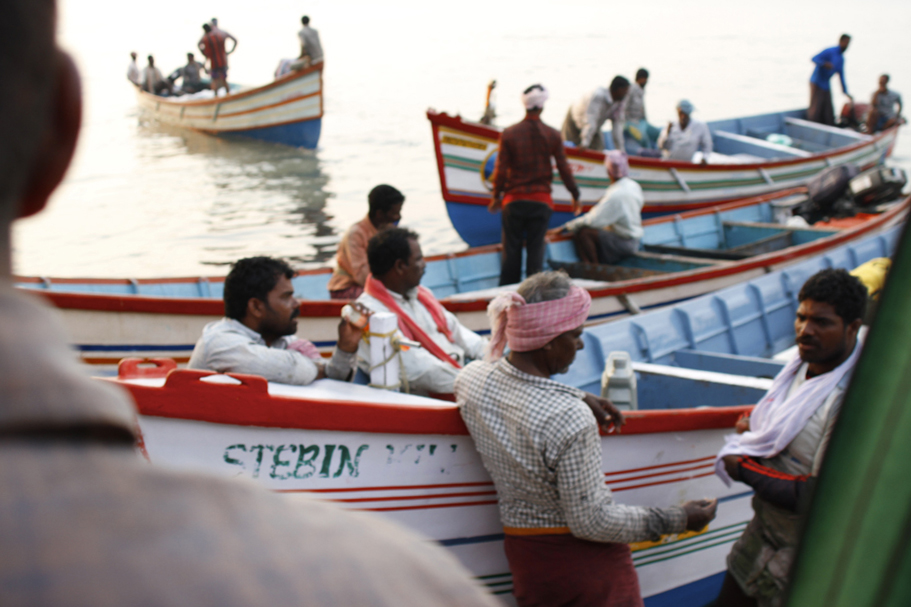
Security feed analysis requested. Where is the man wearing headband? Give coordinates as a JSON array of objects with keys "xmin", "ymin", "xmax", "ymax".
[
  {"xmin": 562, "ymin": 151, "xmax": 644, "ymax": 264},
  {"xmin": 562, "ymin": 76, "xmax": 630, "ymax": 151},
  {"xmin": 659, "ymin": 99, "xmax": 713, "ymax": 164},
  {"xmin": 490, "ymin": 84, "xmax": 581, "ymax": 287},
  {"xmin": 457, "ymin": 271, "xmax": 718, "ymax": 606},
  {"xmin": 712, "ymin": 269, "xmax": 866, "ymax": 607}
]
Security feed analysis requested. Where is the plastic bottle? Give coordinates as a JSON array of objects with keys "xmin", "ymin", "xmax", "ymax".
[{"xmin": 601, "ymin": 351, "xmax": 638, "ymax": 410}]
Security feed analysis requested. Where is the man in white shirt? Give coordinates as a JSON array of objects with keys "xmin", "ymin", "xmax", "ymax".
[
  {"xmin": 658, "ymin": 99, "xmax": 713, "ymax": 163},
  {"xmin": 188, "ymin": 256, "xmax": 361, "ymax": 385},
  {"xmin": 623, "ymin": 68, "xmax": 662, "ymax": 153},
  {"xmin": 298, "ymin": 15, "xmax": 324, "ymax": 66},
  {"xmin": 126, "ymin": 51, "xmax": 139, "ymax": 85},
  {"xmin": 562, "ymin": 151, "xmax": 643, "ymax": 264},
  {"xmin": 355, "ymin": 228, "xmax": 486, "ymax": 396},
  {"xmin": 140, "ymin": 54, "xmax": 172, "ymax": 95},
  {"xmin": 562, "ymin": 76, "xmax": 630, "ymax": 151}
]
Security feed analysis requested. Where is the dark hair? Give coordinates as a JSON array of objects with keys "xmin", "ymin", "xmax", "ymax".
[
  {"xmin": 367, "ymin": 227, "xmax": 418, "ymax": 277},
  {"xmin": 635, "ymin": 68, "xmax": 649, "ymax": 80},
  {"xmin": 223, "ymin": 257, "xmax": 295, "ymax": 320},
  {"xmin": 840, "ymin": 33, "xmax": 851, "ymax": 40},
  {"xmin": 523, "ymin": 83, "xmax": 544, "ymax": 95},
  {"xmin": 367, "ymin": 184, "xmax": 405, "ymax": 218},
  {"xmin": 202, "ymin": 23, "xmax": 211, "ymax": 32},
  {"xmin": 0, "ymin": 0, "xmax": 56, "ymax": 212},
  {"xmin": 610, "ymin": 75, "xmax": 630, "ymax": 94},
  {"xmin": 301, "ymin": 15, "xmax": 310, "ymax": 25},
  {"xmin": 798, "ymin": 268, "xmax": 867, "ymax": 324}
]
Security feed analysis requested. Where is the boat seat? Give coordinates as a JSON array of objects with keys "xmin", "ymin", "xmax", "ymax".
[
  {"xmin": 783, "ymin": 117, "xmax": 871, "ymax": 150},
  {"xmin": 713, "ymin": 130, "xmax": 811, "ymax": 159}
]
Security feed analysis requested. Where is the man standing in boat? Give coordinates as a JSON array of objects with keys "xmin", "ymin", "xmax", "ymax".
[
  {"xmin": 298, "ymin": 15, "xmax": 324, "ymax": 66},
  {"xmin": 0, "ymin": 2, "xmax": 504, "ymax": 605},
  {"xmin": 188, "ymin": 256, "xmax": 362, "ymax": 384},
  {"xmin": 712, "ymin": 269, "xmax": 867, "ymax": 607},
  {"xmin": 490, "ymin": 84, "xmax": 581, "ymax": 286},
  {"xmin": 328, "ymin": 184, "xmax": 405, "ymax": 300},
  {"xmin": 808, "ymin": 34, "xmax": 852, "ymax": 126},
  {"xmin": 126, "ymin": 51, "xmax": 139, "ymax": 85},
  {"xmin": 198, "ymin": 22, "xmax": 237, "ymax": 95},
  {"xmin": 562, "ymin": 76, "xmax": 630, "ymax": 152},
  {"xmin": 355, "ymin": 227, "xmax": 487, "ymax": 396},
  {"xmin": 457, "ymin": 271, "xmax": 718, "ymax": 607}
]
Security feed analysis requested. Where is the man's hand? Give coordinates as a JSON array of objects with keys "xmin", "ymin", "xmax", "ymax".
[
  {"xmin": 338, "ymin": 303, "xmax": 371, "ymax": 353},
  {"xmin": 823, "ymin": 61, "xmax": 834, "ymax": 70},
  {"xmin": 722, "ymin": 455, "xmax": 742, "ymax": 481},
  {"xmin": 572, "ymin": 198, "xmax": 583, "ymax": 216},
  {"xmin": 488, "ymin": 197, "xmax": 502, "ymax": 214},
  {"xmin": 581, "ymin": 393, "xmax": 626, "ymax": 433},
  {"xmin": 682, "ymin": 498, "xmax": 718, "ymax": 532},
  {"xmin": 735, "ymin": 413, "xmax": 750, "ymax": 434}
]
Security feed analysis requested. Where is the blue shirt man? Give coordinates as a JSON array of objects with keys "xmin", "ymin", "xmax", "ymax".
[{"xmin": 808, "ymin": 34, "xmax": 852, "ymax": 125}]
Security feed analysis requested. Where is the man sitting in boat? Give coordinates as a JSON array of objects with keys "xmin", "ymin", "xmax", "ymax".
[
  {"xmin": 355, "ymin": 227, "xmax": 487, "ymax": 396},
  {"xmin": 126, "ymin": 51, "xmax": 139, "ymax": 85},
  {"xmin": 561, "ymin": 151, "xmax": 644, "ymax": 265},
  {"xmin": 175, "ymin": 52, "xmax": 207, "ymax": 94},
  {"xmin": 328, "ymin": 184, "xmax": 404, "ymax": 300},
  {"xmin": 713, "ymin": 268, "xmax": 867, "ymax": 607},
  {"xmin": 457, "ymin": 271, "xmax": 718, "ymax": 607},
  {"xmin": 865, "ymin": 74, "xmax": 903, "ymax": 133},
  {"xmin": 188, "ymin": 256, "xmax": 361, "ymax": 384},
  {"xmin": 622, "ymin": 68, "xmax": 661, "ymax": 154},
  {"xmin": 562, "ymin": 76, "xmax": 630, "ymax": 152},
  {"xmin": 140, "ymin": 54, "xmax": 173, "ymax": 96},
  {"xmin": 298, "ymin": 15, "xmax": 323, "ymax": 66},
  {"xmin": 659, "ymin": 99, "xmax": 713, "ymax": 164}
]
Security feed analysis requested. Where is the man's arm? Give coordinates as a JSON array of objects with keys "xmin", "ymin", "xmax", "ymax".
[
  {"xmin": 444, "ymin": 309, "xmax": 487, "ymax": 362},
  {"xmin": 724, "ymin": 455, "xmax": 814, "ymax": 512},
  {"xmin": 202, "ymin": 332, "xmax": 321, "ymax": 385},
  {"xmin": 811, "ymin": 47, "xmax": 833, "ymax": 68},
  {"xmin": 699, "ymin": 122, "xmax": 713, "ymax": 158},
  {"xmin": 580, "ymin": 96, "xmax": 605, "ymax": 149},
  {"xmin": 489, "ymin": 134, "xmax": 511, "ymax": 212},
  {"xmin": 225, "ymin": 34, "xmax": 238, "ymax": 54},
  {"xmin": 552, "ymin": 135, "xmax": 581, "ymax": 208},
  {"xmin": 611, "ymin": 118, "xmax": 626, "ymax": 153},
  {"xmin": 347, "ymin": 228, "xmax": 373, "ymax": 286}
]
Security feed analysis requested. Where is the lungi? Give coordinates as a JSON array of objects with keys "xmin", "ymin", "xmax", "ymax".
[
  {"xmin": 807, "ymin": 84, "xmax": 835, "ymax": 126},
  {"xmin": 504, "ymin": 533, "xmax": 643, "ymax": 607}
]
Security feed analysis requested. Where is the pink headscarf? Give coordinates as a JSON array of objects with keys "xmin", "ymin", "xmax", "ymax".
[
  {"xmin": 605, "ymin": 150, "xmax": 629, "ymax": 178},
  {"xmin": 485, "ymin": 285, "xmax": 592, "ymax": 361}
]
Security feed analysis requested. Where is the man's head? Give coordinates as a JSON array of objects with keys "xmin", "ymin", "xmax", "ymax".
[
  {"xmin": 521, "ymin": 84, "xmax": 548, "ymax": 113},
  {"xmin": 302, "ymin": 15, "xmax": 311, "ymax": 26},
  {"xmin": 224, "ymin": 257, "xmax": 299, "ymax": 342},
  {"xmin": 676, "ymin": 99, "xmax": 694, "ymax": 124},
  {"xmin": 202, "ymin": 23, "xmax": 212, "ymax": 33},
  {"xmin": 147, "ymin": 55, "xmax": 155, "ymax": 66},
  {"xmin": 609, "ymin": 75, "xmax": 630, "ymax": 101},
  {"xmin": 0, "ymin": 0, "xmax": 82, "ymax": 256},
  {"xmin": 130, "ymin": 51, "xmax": 137, "ymax": 61},
  {"xmin": 879, "ymin": 74, "xmax": 890, "ymax": 89},
  {"xmin": 367, "ymin": 184, "xmax": 405, "ymax": 230},
  {"xmin": 635, "ymin": 68, "xmax": 649, "ymax": 87},
  {"xmin": 795, "ymin": 268, "xmax": 866, "ymax": 371},
  {"xmin": 367, "ymin": 227, "xmax": 424, "ymax": 294},
  {"xmin": 187, "ymin": 52, "xmax": 195, "ymax": 62},
  {"xmin": 839, "ymin": 34, "xmax": 851, "ymax": 52},
  {"xmin": 210, "ymin": 18, "xmax": 218, "ymax": 28},
  {"xmin": 605, "ymin": 150, "xmax": 629, "ymax": 182},
  {"xmin": 512, "ymin": 272, "xmax": 589, "ymax": 375}
]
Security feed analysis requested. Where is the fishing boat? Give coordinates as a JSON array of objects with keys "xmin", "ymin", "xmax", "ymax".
[
  {"xmin": 16, "ymin": 191, "xmax": 908, "ymax": 370},
  {"xmin": 108, "ymin": 222, "xmax": 903, "ymax": 606},
  {"xmin": 427, "ymin": 108, "xmax": 900, "ymax": 246},
  {"xmin": 135, "ymin": 63, "xmax": 323, "ymax": 148}
]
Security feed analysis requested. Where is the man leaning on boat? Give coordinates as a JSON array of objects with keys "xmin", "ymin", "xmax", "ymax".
[
  {"xmin": 711, "ymin": 268, "xmax": 867, "ymax": 607},
  {"xmin": 188, "ymin": 256, "xmax": 362, "ymax": 384},
  {"xmin": 457, "ymin": 271, "xmax": 718, "ymax": 607}
]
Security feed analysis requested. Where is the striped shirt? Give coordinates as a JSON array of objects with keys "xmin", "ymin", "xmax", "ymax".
[{"xmin": 456, "ymin": 359, "xmax": 686, "ymax": 542}]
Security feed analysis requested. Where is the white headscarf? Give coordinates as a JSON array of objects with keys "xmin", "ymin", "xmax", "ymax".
[{"xmin": 522, "ymin": 85, "xmax": 549, "ymax": 111}]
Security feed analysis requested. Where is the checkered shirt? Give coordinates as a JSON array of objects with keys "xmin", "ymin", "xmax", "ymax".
[{"xmin": 456, "ymin": 359, "xmax": 686, "ymax": 543}]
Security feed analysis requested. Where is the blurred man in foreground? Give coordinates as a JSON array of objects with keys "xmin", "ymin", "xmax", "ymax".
[{"xmin": 0, "ymin": 3, "xmax": 501, "ymax": 605}]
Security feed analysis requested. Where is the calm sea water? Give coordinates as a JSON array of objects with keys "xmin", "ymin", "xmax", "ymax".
[{"xmin": 12, "ymin": 0, "xmax": 911, "ymax": 277}]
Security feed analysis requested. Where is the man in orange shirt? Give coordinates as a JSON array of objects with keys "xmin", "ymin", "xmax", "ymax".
[{"xmin": 328, "ymin": 184, "xmax": 405, "ymax": 299}]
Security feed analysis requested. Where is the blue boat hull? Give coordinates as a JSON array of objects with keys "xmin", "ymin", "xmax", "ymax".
[{"xmin": 220, "ymin": 118, "xmax": 322, "ymax": 149}]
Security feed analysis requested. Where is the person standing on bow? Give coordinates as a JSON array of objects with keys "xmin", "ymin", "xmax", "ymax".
[
  {"xmin": 490, "ymin": 84, "xmax": 580, "ymax": 286},
  {"xmin": 355, "ymin": 228, "xmax": 486, "ymax": 396},
  {"xmin": 808, "ymin": 34, "xmax": 852, "ymax": 126},
  {"xmin": 198, "ymin": 22, "xmax": 237, "ymax": 95},
  {"xmin": 562, "ymin": 151, "xmax": 643, "ymax": 265},
  {"xmin": 457, "ymin": 271, "xmax": 717, "ymax": 607}
]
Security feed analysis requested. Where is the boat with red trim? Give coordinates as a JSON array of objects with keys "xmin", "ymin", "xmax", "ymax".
[
  {"xmin": 136, "ymin": 63, "xmax": 322, "ymax": 148},
  {"xmin": 428, "ymin": 108, "xmax": 900, "ymax": 246},
  {"xmin": 16, "ymin": 190, "xmax": 908, "ymax": 370},
  {"xmin": 107, "ymin": 221, "xmax": 901, "ymax": 605}
]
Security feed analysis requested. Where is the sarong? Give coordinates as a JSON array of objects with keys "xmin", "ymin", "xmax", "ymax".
[
  {"xmin": 807, "ymin": 84, "xmax": 834, "ymax": 126},
  {"xmin": 504, "ymin": 533, "xmax": 643, "ymax": 607}
]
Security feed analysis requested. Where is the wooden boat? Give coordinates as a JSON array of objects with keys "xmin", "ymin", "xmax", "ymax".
[
  {"xmin": 107, "ymin": 222, "xmax": 902, "ymax": 606},
  {"xmin": 427, "ymin": 108, "xmax": 900, "ymax": 246},
  {"xmin": 16, "ymin": 191, "xmax": 908, "ymax": 370},
  {"xmin": 135, "ymin": 63, "xmax": 323, "ymax": 148}
]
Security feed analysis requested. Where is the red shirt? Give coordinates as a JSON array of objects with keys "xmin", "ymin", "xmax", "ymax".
[
  {"xmin": 200, "ymin": 31, "xmax": 228, "ymax": 70},
  {"xmin": 492, "ymin": 113, "xmax": 580, "ymax": 207}
]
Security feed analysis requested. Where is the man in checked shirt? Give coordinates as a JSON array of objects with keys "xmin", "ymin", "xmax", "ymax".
[{"xmin": 456, "ymin": 271, "xmax": 717, "ymax": 607}]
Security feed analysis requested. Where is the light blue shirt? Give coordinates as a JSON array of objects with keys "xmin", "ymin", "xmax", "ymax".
[{"xmin": 810, "ymin": 46, "xmax": 847, "ymax": 94}]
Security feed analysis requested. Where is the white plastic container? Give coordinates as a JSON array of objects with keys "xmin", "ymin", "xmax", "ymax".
[
  {"xmin": 601, "ymin": 351, "xmax": 638, "ymax": 410},
  {"xmin": 367, "ymin": 312, "xmax": 401, "ymax": 391}
]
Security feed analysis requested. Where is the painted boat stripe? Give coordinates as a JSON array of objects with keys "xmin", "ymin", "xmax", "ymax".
[
  {"xmin": 606, "ymin": 462, "xmax": 714, "ymax": 484},
  {"xmin": 633, "ymin": 523, "xmax": 749, "ymax": 557},
  {"xmin": 331, "ymin": 490, "xmax": 497, "ymax": 504},
  {"xmin": 612, "ymin": 470, "xmax": 716, "ymax": 492},
  {"xmin": 718, "ymin": 490, "xmax": 754, "ymax": 503},
  {"xmin": 296, "ymin": 480, "xmax": 496, "ymax": 494},
  {"xmin": 440, "ymin": 534, "xmax": 505, "ymax": 547},
  {"xmin": 604, "ymin": 455, "xmax": 716, "ymax": 477},
  {"xmin": 362, "ymin": 498, "xmax": 498, "ymax": 512},
  {"xmin": 634, "ymin": 537, "xmax": 742, "ymax": 567}
]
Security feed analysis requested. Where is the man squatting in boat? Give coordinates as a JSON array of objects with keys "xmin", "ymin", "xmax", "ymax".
[
  {"xmin": 328, "ymin": 184, "xmax": 405, "ymax": 300},
  {"xmin": 456, "ymin": 271, "xmax": 719, "ymax": 607},
  {"xmin": 188, "ymin": 256, "xmax": 364, "ymax": 385},
  {"xmin": 490, "ymin": 84, "xmax": 581, "ymax": 287},
  {"xmin": 0, "ymin": 2, "xmax": 502, "ymax": 605},
  {"xmin": 710, "ymin": 268, "xmax": 868, "ymax": 607}
]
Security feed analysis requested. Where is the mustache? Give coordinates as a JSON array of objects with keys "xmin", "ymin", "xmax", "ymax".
[{"xmin": 291, "ymin": 308, "xmax": 301, "ymax": 320}]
